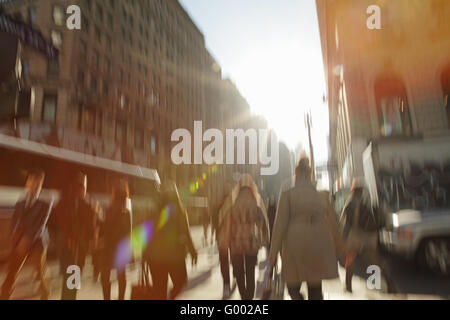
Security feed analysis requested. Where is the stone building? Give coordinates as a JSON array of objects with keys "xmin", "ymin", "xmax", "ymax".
[{"xmin": 317, "ymin": 0, "xmax": 450, "ymax": 189}]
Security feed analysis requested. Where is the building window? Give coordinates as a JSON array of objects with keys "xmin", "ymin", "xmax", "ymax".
[
  {"xmin": 105, "ymin": 59, "xmax": 111, "ymax": 74},
  {"xmin": 106, "ymin": 36, "xmax": 112, "ymax": 50},
  {"xmin": 103, "ymin": 80, "xmax": 108, "ymax": 96},
  {"xmin": 96, "ymin": 3, "xmax": 104, "ymax": 22},
  {"xmin": 150, "ymin": 135, "xmax": 157, "ymax": 155},
  {"xmin": 92, "ymin": 51, "xmax": 99, "ymax": 69},
  {"xmin": 53, "ymin": 5, "xmax": 65, "ymax": 25},
  {"xmin": 47, "ymin": 58, "xmax": 59, "ymax": 77},
  {"xmin": 83, "ymin": 109, "xmax": 96, "ymax": 134},
  {"xmin": 85, "ymin": 0, "xmax": 93, "ymax": 10},
  {"xmin": 95, "ymin": 26, "xmax": 101, "ymax": 42},
  {"xmin": 21, "ymin": 60, "xmax": 29, "ymax": 77},
  {"xmin": 375, "ymin": 76, "xmax": 413, "ymax": 137},
  {"xmin": 91, "ymin": 77, "xmax": 97, "ymax": 92},
  {"xmin": 77, "ymin": 69, "xmax": 85, "ymax": 85},
  {"xmin": 83, "ymin": 16, "xmax": 90, "ymax": 33},
  {"xmin": 135, "ymin": 128, "xmax": 144, "ymax": 149},
  {"xmin": 115, "ymin": 121, "xmax": 127, "ymax": 143},
  {"xmin": 97, "ymin": 112, "xmax": 103, "ymax": 136},
  {"xmin": 107, "ymin": 13, "xmax": 113, "ymax": 28},
  {"xmin": 42, "ymin": 94, "xmax": 57, "ymax": 123},
  {"xmin": 442, "ymin": 66, "xmax": 450, "ymax": 127},
  {"xmin": 51, "ymin": 30, "xmax": 63, "ymax": 48},
  {"xmin": 80, "ymin": 40, "xmax": 87, "ymax": 55},
  {"xmin": 28, "ymin": 7, "xmax": 36, "ymax": 24}
]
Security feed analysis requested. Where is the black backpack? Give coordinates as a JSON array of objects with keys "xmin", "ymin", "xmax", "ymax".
[{"xmin": 357, "ymin": 200, "xmax": 379, "ymax": 232}]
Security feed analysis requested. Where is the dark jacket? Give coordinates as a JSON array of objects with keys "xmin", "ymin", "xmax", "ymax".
[
  {"xmin": 340, "ymin": 194, "xmax": 378, "ymax": 239},
  {"xmin": 12, "ymin": 199, "xmax": 53, "ymax": 248},
  {"xmin": 267, "ymin": 204, "xmax": 276, "ymax": 235},
  {"xmin": 146, "ymin": 202, "xmax": 195, "ymax": 264},
  {"xmin": 101, "ymin": 201, "xmax": 132, "ymax": 267},
  {"xmin": 50, "ymin": 197, "xmax": 95, "ymax": 253}
]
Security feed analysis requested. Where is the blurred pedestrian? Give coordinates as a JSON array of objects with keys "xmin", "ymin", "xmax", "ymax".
[
  {"xmin": 50, "ymin": 173, "xmax": 95, "ymax": 300},
  {"xmin": 267, "ymin": 195, "xmax": 277, "ymax": 246},
  {"xmin": 340, "ymin": 179, "xmax": 397, "ymax": 293},
  {"xmin": 100, "ymin": 180, "xmax": 132, "ymax": 300},
  {"xmin": 214, "ymin": 182, "xmax": 234, "ymax": 299},
  {"xmin": 145, "ymin": 181, "xmax": 198, "ymax": 300},
  {"xmin": 49, "ymin": 172, "xmax": 96, "ymax": 300},
  {"xmin": 269, "ymin": 158, "xmax": 347, "ymax": 300},
  {"xmin": 222, "ymin": 174, "xmax": 269, "ymax": 300},
  {"xmin": 0, "ymin": 170, "xmax": 53, "ymax": 300},
  {"xmin": 202, "ymin": 208, "xmax": 210, "ymax": 246}
]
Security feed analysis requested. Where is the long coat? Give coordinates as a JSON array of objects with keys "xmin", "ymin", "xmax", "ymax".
[{"xmin": 269, "ymin": 180, "xmax": 346, "ymax": 286}]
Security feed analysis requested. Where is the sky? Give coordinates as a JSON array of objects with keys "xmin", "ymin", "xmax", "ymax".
[{"xmin": 179, "ymin": 0, "xmax": 329, "ymax": 164}]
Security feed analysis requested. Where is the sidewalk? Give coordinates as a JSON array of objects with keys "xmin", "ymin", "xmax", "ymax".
[{"xmin": 0, "ymin": 226, "xmax": 443, "ymax": 300}]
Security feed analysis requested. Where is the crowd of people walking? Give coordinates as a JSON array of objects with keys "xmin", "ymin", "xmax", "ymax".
[{"xmin": 0, "ymin": 155, "xmax": 396, "ymax": 300}]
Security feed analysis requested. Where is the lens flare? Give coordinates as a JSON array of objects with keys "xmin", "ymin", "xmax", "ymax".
[
  {"xmin": 130, "ymin": 221, "xmax": 154, "ymax": 259},
  {"xmin": 114, "ymin": 238, "xmax": 131, "ymax": 272},
  {"xmin": 114, "ymin": 220, "xmax": 154, "ymax": 270},
  {"xmin": 158, "ymin": 203, "xmax": 173, "ymax": 229}
]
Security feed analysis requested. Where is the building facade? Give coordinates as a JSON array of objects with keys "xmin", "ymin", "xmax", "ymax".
[
  {"xmin": 1, "ymin": 0, "xmax": 268, "ymax": 215},
  {"xmin": 317, "ymin": 0, "xmax": 450, "ymax": 190}
]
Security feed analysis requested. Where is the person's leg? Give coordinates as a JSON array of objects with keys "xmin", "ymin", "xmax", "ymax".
[
  {"xmin": 307, "ymin": 282, "xmax": 323, "ymax": 300},
  {"xmin": 149, "ymin": 261, "xmax": 169, "ymax": 300},
  {"xmin": 60, "ymin": 249, "xmax": 79, "ymax": 300},
  {"xmin": 101, "ymin": 267, "xmax": 112, "ymax": 300},
  {"xmin": 203, "ymin": 223, "xmax": 208, "ymax": 244},
  {"xmin": 287, "ymin": 285, "xmax": 304, "ymax": 300},
  {"xmin": 117, "ymin": 270, "xmax": 127, "ymax": 300},
  {"xmin": 29, "ymin": 243, "xmax": 50, "ymax": 300},
  {"xmin": 168, "ymin": 261, "xmax": 188, "ymax": 300},
  {"xmin": 0, "ymin": 246, "xmax": 28, "ymax": 299},
  {"xmin": 219, "ymin": 248, "xmax": 230, "ymax": 287},
  {"xmin": 345, "ymin": 260, "xmax": 355, "ymax": 293},
  {"xmin": 230, "ymin": 254, "xmax": 246, "ymax": 300},
  {"xmin": 244, "ymin": 254, "xmax": 257, "ymax": 300}
]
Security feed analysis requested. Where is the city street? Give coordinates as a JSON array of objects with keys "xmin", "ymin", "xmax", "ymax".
[{"xmin": 1, "ymin": 227, "xmax": 448, "ymax": 300}]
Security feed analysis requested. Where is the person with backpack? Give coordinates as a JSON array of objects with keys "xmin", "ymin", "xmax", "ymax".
[
  {"xmin": 222, "ymin": 174, "xmax": 269, "ymax": 300},
  {"xmin": 145, "ymin": 181, "xmax": 198, "ymax": 300},
  {"xmin": 212, "ymin": 182, "xmax": 234, "ymax": 299},
  {"xmin": 340, "ymin": 179, "xmax": 397, "ymax": 293}
]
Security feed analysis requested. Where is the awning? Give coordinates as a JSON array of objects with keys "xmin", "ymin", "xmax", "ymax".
[{"xmin": 0, "ymin": 133, "xmax": 160, "ymax": 184}]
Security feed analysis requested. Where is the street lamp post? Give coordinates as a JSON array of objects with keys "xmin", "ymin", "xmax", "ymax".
[{"xmin": 305, "ymin": 111, "xmax": 315, "ymax": 183}]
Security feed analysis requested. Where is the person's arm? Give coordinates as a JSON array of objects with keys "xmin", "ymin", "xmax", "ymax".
[
  {"xmin": 324, "ymin": 197, "xmax": 348, "ymax": 262},
  {"xmin": 340, "ymin": 202, "xmax": 353, "ymax": 239},
  {"xmin": 269, "ymin": 190, "xmax": 290, "ymax": 267},
  {"xmin": 179, "ymin": 208, "xmax": 197, "ymax": 263},
  {"xmin": 11, "ymin": 202, "xmax": 24, "ymax": 244},
  {"xmin": 258, "ymin": 206, "xmax": 270, "ymax": 245},
  {"xmin": 35, "ymin": 200, "xmax": 53, "ymax": 244}
]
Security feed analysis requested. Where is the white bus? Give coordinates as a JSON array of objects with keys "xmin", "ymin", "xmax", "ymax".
[{"xmin": 0, "ymin": 133, "xmax": 161, "ymax": 260}]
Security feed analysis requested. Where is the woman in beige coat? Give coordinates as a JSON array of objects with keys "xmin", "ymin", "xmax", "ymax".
[{"xmin": 269, "ymin": 158, "xmax": 346, "ymax": 300}]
